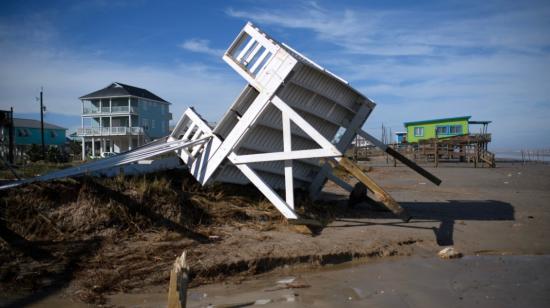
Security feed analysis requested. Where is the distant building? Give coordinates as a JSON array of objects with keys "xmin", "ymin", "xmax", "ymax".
[
  {"xmin": 351, "ymin": 134, "xmax": 372, "ymax": 147},
  {"xmin": 12, "ymin": 118, "xmax": 67, "ymax": 146},
  {"xmin": 404, "ymin": 116, "xmax": 472, "ymax": 143},
  {"xmin": 77, "ymin": 82, "xmax": 172, "ymax": 159},
  {"xmin": 0, "ymin": 118, "xmax": 66, "ymax": 160},
  {"xmin": 394, "ymin": 131, "xmax": 407, "ymax": 144}
]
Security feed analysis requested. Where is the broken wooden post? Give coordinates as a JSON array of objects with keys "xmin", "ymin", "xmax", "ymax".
[
  {"xmin": 334, "ymin": 157, "xmax": 411, "ymax": 222},
  {"xmin": 168, "ymin": 251, "xmax": 189, "ymax": 308}
]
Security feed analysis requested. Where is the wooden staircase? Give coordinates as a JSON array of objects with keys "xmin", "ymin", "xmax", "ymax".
[{"xmin": 480, "ymin": 149, "xmax": 496, "ymax": 168}]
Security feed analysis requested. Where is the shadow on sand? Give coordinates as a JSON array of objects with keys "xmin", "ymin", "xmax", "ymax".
[{"xmin": 330, "ymin": 200, "xmax": 515, "ymax": 246}]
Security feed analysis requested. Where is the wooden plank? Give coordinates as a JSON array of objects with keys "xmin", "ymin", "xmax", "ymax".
[
  {"xmin": 230, "ymin": 153, "xmax": 299, "ymax": 219},
  {"xmin": 271, "ymin": 96, "xmax": 341, "ymax": 154},
  {"xmin": 323, "ymin": 168, "xmax": 353, "ymax": 192},
  {"xmin": 250, "ymin": 48, "xmax": 270, "ymax": 73},
  {"xmin": 236, "ymin": 38, "xmax": 256, "ymax": 62},
  {"xmin": 282, "ymin": 111, "xmax": 294, "ymax": 209},
  {"xmin": 357, "ymin": 130, "xmax": 442, "ymax": 186},
  {"xmin": 308, "ymin": 104, "xmax": 372, "ymax": 199},
  {"xmin": 334, "ymin": 157, "xmax": 410, "ymax": 222},
  {"xmin": 386, "ymin": 147, "xmax": 442, "ymax": 185},
  {"xmin": 167, "ymin": 251, "xmax": 189, "ymax": 308},
  {"xmin": 232, "ymin": 148, "xmax": 339, "ymax": 164}
]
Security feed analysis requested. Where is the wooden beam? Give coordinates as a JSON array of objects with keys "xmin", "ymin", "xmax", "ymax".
[
  {"xmin": 333, "ymin": 157, "xmax": 411, "ymax": 222},
  {"xmin": 357, "ymin": 130, "xmax": 442, "ymax": 186},
  {"xmin": 232, "ymin": 148, "xmax": 339, "ymax": 164},
  {"xmin": 282, "ymin": 111, "xmax": 294, "ymax": 209}
]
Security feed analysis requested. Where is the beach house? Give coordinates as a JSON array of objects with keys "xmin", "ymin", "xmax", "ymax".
[
  {"xmin": 404, "ymin": 116, "xmax": 471, "ymax": 143},
  {"xmin": 77, "ymin": 82, "xmax": 172, "ymax": 159}
]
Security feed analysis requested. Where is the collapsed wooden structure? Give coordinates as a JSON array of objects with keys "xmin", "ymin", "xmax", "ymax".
[{"xmin": 0, "ymin": 22, "xmax": 442, "ymax": 222}]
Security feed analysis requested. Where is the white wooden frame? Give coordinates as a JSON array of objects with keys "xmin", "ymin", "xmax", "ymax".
[
  {"xmin": 168, "ymin": 23, "xmax": 376, "ymax": 220},
  {"xmin": 171, "ymin": 92, "xmax": 347, "ymax": 220},
  {"xmin": 1, "ymin": 22, "xmax": 437, "ymax": 223}
]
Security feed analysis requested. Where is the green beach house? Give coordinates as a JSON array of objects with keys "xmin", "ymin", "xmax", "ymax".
[{"xmin": 404, "ymin": 116, "xmax": 470, "ymax": 143}]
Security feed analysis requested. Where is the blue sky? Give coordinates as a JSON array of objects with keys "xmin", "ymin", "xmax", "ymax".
[{"xmin": 1, "ymin": 0, "xmax": 549, "ymax": 150}]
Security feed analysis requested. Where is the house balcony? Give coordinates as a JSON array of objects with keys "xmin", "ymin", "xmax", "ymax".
[
  {"xmin": 82, "ymin": 106, "xmax": 138, "ymax": 115},
  {"xmin": 77, "ymin": 126, "xmax": 145, "ymax": 137}
]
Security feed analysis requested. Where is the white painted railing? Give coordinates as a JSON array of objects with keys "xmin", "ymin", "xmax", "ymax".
[
  {"xmin": 77, "ymin": 126, "xmax": 144, "ymax": 136},
  {"xmin": 82, "ymin": 106, "xmax": 138, "ymax": 114}
]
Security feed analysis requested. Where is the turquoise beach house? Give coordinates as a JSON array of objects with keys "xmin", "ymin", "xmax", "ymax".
[{"xmin": 13, "ymin": 118, "xmax": 67, "ymax": 146}]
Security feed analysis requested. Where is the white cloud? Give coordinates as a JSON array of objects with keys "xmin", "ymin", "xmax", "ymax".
[
  {"xmin": 226, "ymin": 1, "xmax": 550, "ymax": 149},
  {"xmin": 0, "ymin": 20, "xmax": 244, "ymax": 131},
  {"xmin": 227, "ymin": 2, "xmax": 550, "ymax": 56},
  {"xmin": 179, "ymin": 39, "xmax": 225, "ymax": 57}
]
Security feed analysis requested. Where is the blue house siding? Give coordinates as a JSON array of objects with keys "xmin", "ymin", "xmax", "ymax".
[
  {"xmin": 138, "ymin": 98, "xmax": 170, "ymax": 138},
  {"xmin": 15, "ymin": 127, "xmax": 66, "ymax": 145}
]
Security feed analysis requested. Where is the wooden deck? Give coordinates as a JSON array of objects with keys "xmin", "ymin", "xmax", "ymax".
[{"xmin": 351, "ymin": 134, "xmax": 495, "ymax": 168}]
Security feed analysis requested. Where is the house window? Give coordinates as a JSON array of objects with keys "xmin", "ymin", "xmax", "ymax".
[
  {"xmin": 450, "ymin": 125, "xmax": 462, "ymax": 134},
  {"xmin": 17, "ymin": 128, "xmax": 31, "ymax": 137},
  {"xmin": 50, "ymin": 130, "xmax": 58, "ymax": 138},
  {"xmin": 142, "ymin": 118, "xmax": 149, "ymax": 130},
  {"xmin": 436, "ymin": 126, "xmax": 449, "ymax": 135},
  {"xmin": 414, "ymin": 127, "xmax": 424, "ymax": 137}
]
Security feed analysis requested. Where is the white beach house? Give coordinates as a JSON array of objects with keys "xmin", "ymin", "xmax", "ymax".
[{"xmin": 77, "ymin": 82, "xmax": 171, "ymax": 159}]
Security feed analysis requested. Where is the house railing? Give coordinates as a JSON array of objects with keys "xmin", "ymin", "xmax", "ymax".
[
  {"xmin": 82, "ymin": 106, "xmax": 138, "ymax": 114},
  {"xmin": 77, "ymin": 126, "xmax": 144, "ymax": 136}
]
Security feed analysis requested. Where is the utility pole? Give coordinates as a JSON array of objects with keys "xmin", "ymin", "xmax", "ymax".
[
  {"xmin": 40, "ymin": 87, "xmax": 45, "ymax": 159},
  {"xmin": 8, "ymin": 107, "xmax": 14, "ymax": 164}
]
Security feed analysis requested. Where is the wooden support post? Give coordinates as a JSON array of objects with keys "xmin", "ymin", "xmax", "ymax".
[
  {"xmin": 334, "ymin": 157, "xmax": 411, "ymax": 222},
  {"xmin": 474, "ymin": 144, "xmax": 478, "ymax": 168},
  {"xmin": 168, "ymin": 251, "xmax": 189, "ymax": 308},
  {"xmin": 434, "ymin": 139, "xmax": 439, "ymax": 168}
]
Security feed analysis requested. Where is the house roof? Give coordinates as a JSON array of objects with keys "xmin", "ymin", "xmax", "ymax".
[
  {"xmin": 14, "ymin": 118, "xmax": 67, "ymax": 130},
  {"xmin": 468, "ymin": 120, "xmax": 492, "ymax": 125},
  {"xmin": 404, "ymin": 116, "xmax": 471, "ymax": 127},
  {"xmin": 79, "ymin": 82, "xmax": 170, "ymax": 104}
]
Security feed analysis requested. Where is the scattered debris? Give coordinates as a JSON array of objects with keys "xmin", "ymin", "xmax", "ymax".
[
  {"xmin": 265, "ymin": 278, "xmax": 310, "ymax": 291},
  {"xmin": 438, "ymin": 247, "xmax": 463, "ymax": 259},
  {"xmin": 277, "ymin": 277, "xmax": 296, "ymax": 284}
]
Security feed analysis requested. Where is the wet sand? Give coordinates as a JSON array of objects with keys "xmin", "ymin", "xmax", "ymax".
[
  {"xmin": 183, "ymin": 255, "xmax": 550, "ymax": 308},
  {"xmin": 27, "ymin": 255, "xmax": 550, "ymax": 307}
]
